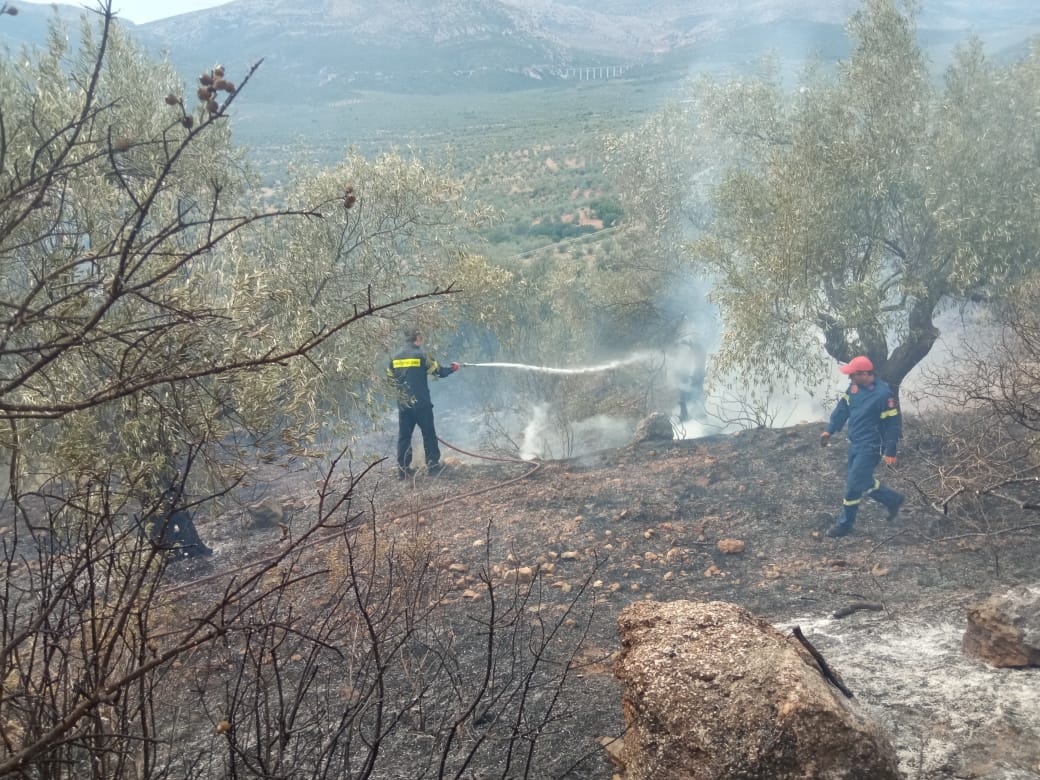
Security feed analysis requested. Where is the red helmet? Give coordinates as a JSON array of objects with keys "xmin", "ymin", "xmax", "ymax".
[{"xmin": 839, "ymin": 355, "xmax": 874, "ymax": 375}]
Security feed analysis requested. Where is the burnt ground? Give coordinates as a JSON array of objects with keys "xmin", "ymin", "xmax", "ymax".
[{"xmin": 174, "ymin": 419, "xmax": 1040, "ymax": 779}]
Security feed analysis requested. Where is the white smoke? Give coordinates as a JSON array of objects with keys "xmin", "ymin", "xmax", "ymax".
[{"xmin": 520, "ymin": 403, "xmax": 550, "ymax": 460}]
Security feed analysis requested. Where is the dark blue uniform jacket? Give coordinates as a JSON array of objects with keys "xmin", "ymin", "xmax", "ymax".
[
  {"xmin": 825, "ymin": 378, "xmax": 901, "ymax": 457},
  {"xmin": 389, "ymin": 343, "xmax": 453, "ymax": 409}
]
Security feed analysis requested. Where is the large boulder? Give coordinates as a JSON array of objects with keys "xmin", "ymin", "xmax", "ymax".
[
  {"xmin": 963, "ymin": 584, "xmax": 1040, "ymax": 668},
  {"xmin": 614, "ymin": 600, "xmax": 901, "ymax": 780},
  {"xmin": 631, "ymin": 412, "xmax": 674, "ymax": 443}
]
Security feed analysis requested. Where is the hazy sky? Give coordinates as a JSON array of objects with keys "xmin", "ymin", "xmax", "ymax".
[{"xmin": 16, "ymin": 0, "xmax": 232, "ymax": 24}]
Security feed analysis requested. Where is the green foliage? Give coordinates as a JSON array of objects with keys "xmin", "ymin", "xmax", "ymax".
[
  {"xmin": 589, "ymin": 196, "xmax": 623, "ymax": 227},
  {"xmin": 0, "ymin": 7, "xmax": 498, "ymax": 498},
  {"xmin": 0, "ymin": 15, "xmax": 255, "ymax": 483},
  {"xmin": 684, "ymin": 0, "xmax": 1040, "ymax": 392},
  {"xmin": 244, "ymin": 147, "xmax": 512, "ymax": 429}
]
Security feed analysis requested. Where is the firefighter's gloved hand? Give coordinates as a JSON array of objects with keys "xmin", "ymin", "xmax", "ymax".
[
  {"xmin": 819, "ymin": 432, "xmax": 830, "ymax": 447},
  {"xmin": 451, "ymin": 362, "xmax": 460, "ymax": 372},
  {"xmin": 883, "ymin": 455, "xmax": 897, "ymax": 467}
]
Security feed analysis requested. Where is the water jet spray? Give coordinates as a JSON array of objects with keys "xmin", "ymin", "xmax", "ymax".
[{"xmin": 458, "ymin": 354, "xmax": 651, "ymax": 375}]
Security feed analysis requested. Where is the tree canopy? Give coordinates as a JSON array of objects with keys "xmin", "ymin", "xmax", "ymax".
[{"xmin": 680, "ymin": 0, "xmax": 1040, "ymax": 393}]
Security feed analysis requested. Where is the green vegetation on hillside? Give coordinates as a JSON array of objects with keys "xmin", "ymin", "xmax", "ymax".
[{"xmin": 617, "ymin": 0, "xmax": 1040, "ymax": 402}]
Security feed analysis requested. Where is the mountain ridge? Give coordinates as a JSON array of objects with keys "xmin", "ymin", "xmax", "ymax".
[{"xmin": 4, "ymin": 0, "xmax": 1040, "ymax": 96}]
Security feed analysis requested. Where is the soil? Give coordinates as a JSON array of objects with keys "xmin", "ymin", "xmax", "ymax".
[{"xmin": 175, "ymin": 419, "xmax": 1040, "ymax": 779}]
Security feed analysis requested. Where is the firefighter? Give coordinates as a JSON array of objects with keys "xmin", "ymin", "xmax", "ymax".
[
  {"xmin": 141, "ymin": 480, "xmax": 213, "ymax": 559},
  {"xmin": 388, "ymin": 328, "xmax": 460, "ymax": 479},
  {"xmin": 820, "ymin": 355, "xmax": 904, "ymax": 537},
  {"xmin": 675, "ymin": 336, "xmax": 707, "ymax": 422}
]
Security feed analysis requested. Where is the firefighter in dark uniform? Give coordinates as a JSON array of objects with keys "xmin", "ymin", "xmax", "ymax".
[
  {"xmin": 820, "ymin": 355, "xmax": 904, "ymax": 537},
  {"xmin": 139, "ymin": 469, "xmax": 213, "ymax": 559},
  {"xmin": 389, "ymin": 328, "xmax": 460, "ymax": 478}
]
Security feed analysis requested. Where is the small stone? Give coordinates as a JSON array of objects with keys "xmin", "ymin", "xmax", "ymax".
[
  {"xmin": 246, "ymin": 499, "xmax": 284, "ymax": 529},
  {"xmin": 717, "ymin": 538, "xmax": 745, "ymax": 554}
]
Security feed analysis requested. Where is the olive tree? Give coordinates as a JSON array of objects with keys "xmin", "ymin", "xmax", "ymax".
[
  {"xmin": 0, "ymin": 5, "xmax": 542, "ymax": 777},
  {"xmin": 251, "ymin": 148, "xmax": 512, "ymax": 430},
  {"xmin": 668, "ymin": 0, "xmax": 1040, "ymax": 395}
]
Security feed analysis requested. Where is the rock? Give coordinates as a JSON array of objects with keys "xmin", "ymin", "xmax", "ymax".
[
  {"xmin": 246, "ymin": 498, "xmax": 285, "ymax": 529},
  {"xmin": 631, "ymin": 412, "xmax": 674, "ymax": 443},
  {"xmin": 963, "ymin": 584, "xmax": 1040, "ymax": 668},
  {"xmin": 503, "ymin": 566, "xmax": 535, "ymax": 584},
  {"xmin": 615, "ymin": 600, "xmax": 901, "ymax": 780},
  {"xmin": 716, "ymin": 538, "xmax": 745, "ymax": 554}
]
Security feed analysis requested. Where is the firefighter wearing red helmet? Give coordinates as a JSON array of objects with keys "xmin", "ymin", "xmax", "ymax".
[{"xmin": 819, "ymin": 356, "xmax": 904, "ymax": 537}]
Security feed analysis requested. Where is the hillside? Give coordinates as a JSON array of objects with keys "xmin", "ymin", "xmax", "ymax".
[
  {"xmin": 7, "ymin": 0, "xmax": 1040, "ymax": 97},
  {"xmin": 167, "ymin": 417, "xmax": 1040, "ymax": 779},
  {"xmin": 7, "ymin": 0, "xmax": 1040, "ymax": 186}
]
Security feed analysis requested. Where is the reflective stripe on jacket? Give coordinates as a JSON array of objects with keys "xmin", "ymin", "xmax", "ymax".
[{"xmin": 826, "ymin": 377, "xmax": 901, "ymax": 457}]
